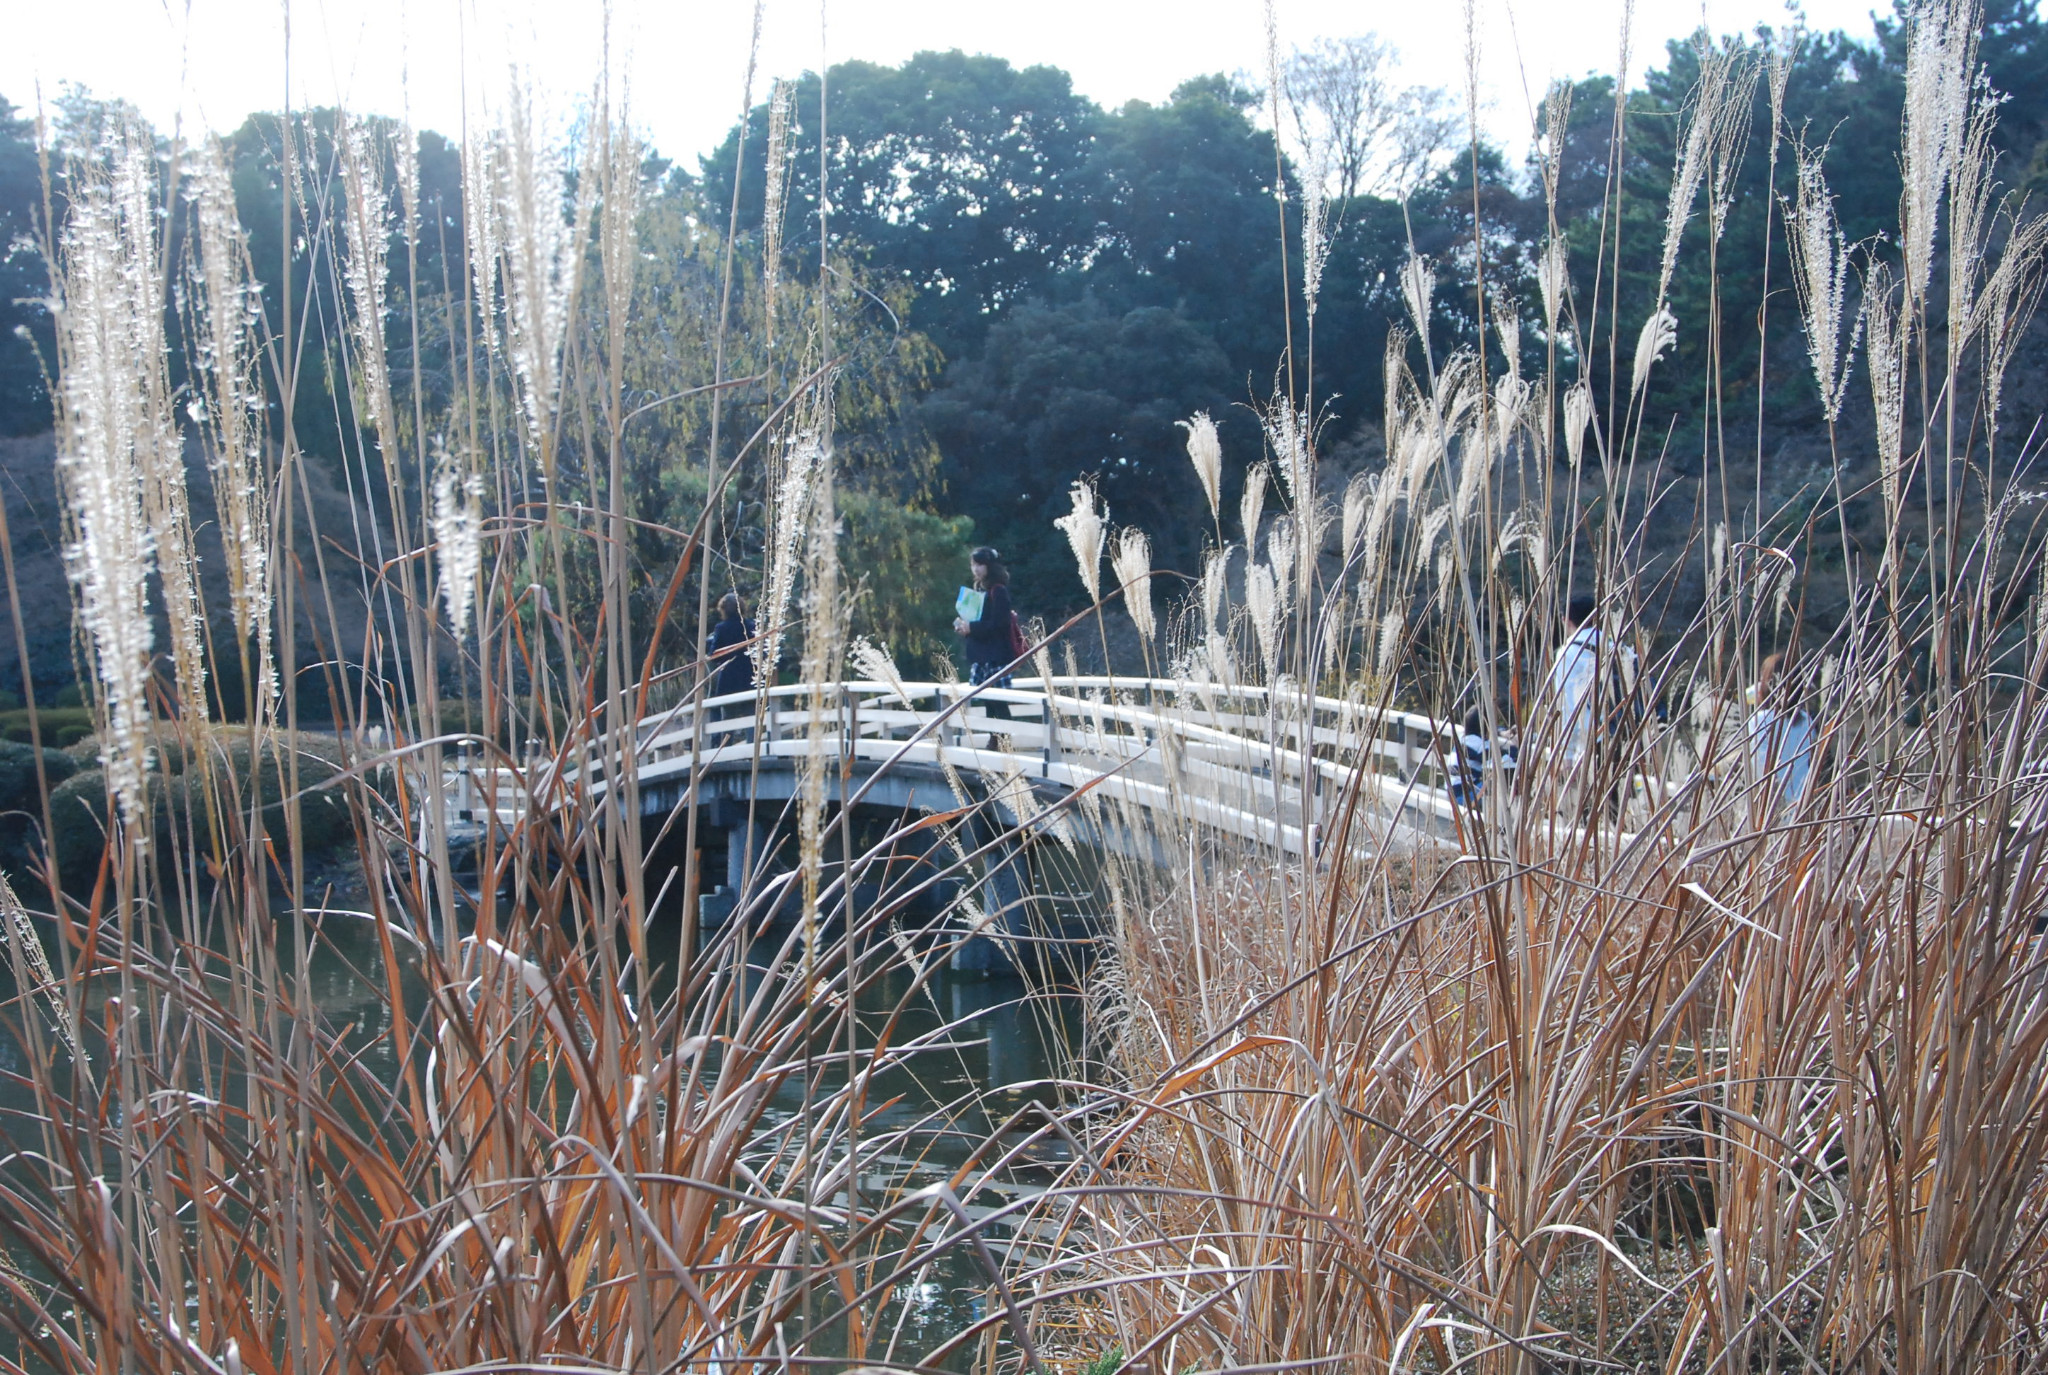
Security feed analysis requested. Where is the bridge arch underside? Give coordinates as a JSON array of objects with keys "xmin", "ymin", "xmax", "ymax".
[
  {"xmin": 633, "ymin": 756, "xmax": 1147, "ymax": 980},
  {"xmin": 627, "ymin": 747, "xmax": 1438, "ymax": 980}
]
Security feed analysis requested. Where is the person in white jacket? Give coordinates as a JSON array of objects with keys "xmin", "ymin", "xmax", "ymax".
[{"xmin": 1546, "ymin": 594, "xmax": 1639, "ymax": 818}]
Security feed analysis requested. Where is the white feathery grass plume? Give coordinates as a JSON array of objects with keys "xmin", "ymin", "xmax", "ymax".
[
  {"xmin": 848, "ymin": 634, "xmax": 912, "ymax": 705},
  {"xmin": 1400, "ymin": 250, "xmax": 1435, "ymax": 339},
  {"xmin": 1783, "ymin": 142, "xmax": 1859, "ymax": 422},
  {"xmin": 1053, "ymin": 478, "xmax": 1106, "ymax": 602},
  {"xmin": 1200, "ymin": 545, "xmax": 1232, "ymax": 634},
  {"xmin": 1864, "ymin": 264, "xmax": 1907, "ymax": 526},
  {"xmin": 1901, "ymin": 0, "xmax": 1981, "ymax": 309},
  {"xmin": 1977, "ymin": 212, "xmax": 2048, "ymax": 426},
  {"xmin": 762, "ymin": 78, "xmax": 796, "ymax": 346},
  {"xmin": 1110, "ymin": 526, "xmax": 1156, "ymax": 643},
  {"xmin": 1299, "ymin": 138, "xmax": 1333, "ymax": 323},
  {"xmin": 1434, "ymin": 538, "xmax": 1457, "ymax": 604},
  {"xmin": 1342, "ymin": 472, "xmax": 1373, "ymax": 568},
  {"xmin": 1179, "ymin": 411, "xmax": 1223, "ymax": 524},
  {"xmin": 1658, "ymin": 41, "xmax": 1736, "ymax": 301},
  {"xmin": 994, "ymin": 757, "xmax": 1076, "ymax": 853},
  {"xmin": 1539, "ymin": 236, "xmax": 1570, "ymax": 332},
  {"xmin": 432, "ymin": 450, "xmax": 485, "ymax": 638},
  {"xmin": 1264, "ymin": 401, "xmax": 1313, "ymax": 506},
  {"xmin": 496, "ymin": 75, "xmax": 600, "ymax": 476},
  {"xmin": 1245, "ymin": 562, "xmax": 1283, "ymax": 681},
  {"xmin": 1267, "ymin": 517, "xmax": 1297, "ymax": 611},
  {"xmin": 1027, "ymin": 617, "xmax": 1056, "ymax": 686},
  {"xmin": 1239, "ymin": 462, "xmax": 1270, "ymax": 556},
  {"xmin": 1454, "ymin": 434, "xmax": 1490, "ymax": 526},
  {"xmin": 188, "ymin": 138, "xmax": 275, "ymax": 709},
  {"xmin": 757, "ymin": 430, "xmax": 825, "ymax": 682},
  {"xmin": 1494, "ymin": 297, "xmax": 1521, "ymax": 381},
  {"xmin": 339, "ymin": 114, "xmax": 397, "ymax": 451},
  {"xmin": 1401, "ymin": 414, "xmax": 1441, "ymax": 504},
  {"xmin": 1705, "ymin": 52, "xmax": 1761, "ymax": 247},
  {"xmin": 54, "ymin": 134, "xmax": 168, "ymax": 834},
  {"xmin": 0, "ymin": 874, "xmax": 83, "ymax": 1068},
  {"xmin": 1374, "ymin": 609, "xmax": 1404, "ymax": 681},
  {"xmin": 1491, "ymin": 373, "xmax": 1529, "ymax": 459},
  {"xmin": 1417, "ymin": 502, "xmax": 1453, "ymax": 565},
  {"xmin": 1494, "ymin": 510, "xmax": 1549, "ymax": 585},
  {"xmin": 1711, "ymin": 521, "xmax": 1729, "ymax": 595},
  {"xmin": 1564, "ymin": 381, "xmax": 1595, "ymax": 468},
  {"xmin": 1203, "ymin": 629, "xmax": 1236, "ymax": 685},
  {"xmin": 461, "ymin": 129, "xmax": 502, "ymax": 352},
  {"xmin": 1945, "ymin": 76, "xmax": 2004, "ymax": 356},
  {"xmin": 1362, "ymin": 462, "xmax": 1403, "ymax": 591},
  {"xmin": 1631, "ymin": 306, "xmax": 1678, "ymax": 397}
]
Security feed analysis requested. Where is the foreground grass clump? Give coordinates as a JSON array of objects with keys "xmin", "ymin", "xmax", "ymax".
[{"xmin": 3, "ymin": 0, "xmax": 2048, "ymax": 1369}]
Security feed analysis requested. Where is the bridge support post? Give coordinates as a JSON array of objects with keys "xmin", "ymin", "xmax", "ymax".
[{"xmin": 951, "ymin": 812, "xmax": 1029, "ymax": 977}]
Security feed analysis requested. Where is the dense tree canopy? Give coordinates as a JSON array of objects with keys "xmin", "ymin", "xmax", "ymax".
[{"xmin": 6, "ymin": 0, "xmax": 2048, "ymax": 645}]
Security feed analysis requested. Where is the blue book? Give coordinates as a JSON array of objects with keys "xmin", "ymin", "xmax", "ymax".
[{"xmin": 955, "ymin": 586, "xmax": 986, "ymax": 623}]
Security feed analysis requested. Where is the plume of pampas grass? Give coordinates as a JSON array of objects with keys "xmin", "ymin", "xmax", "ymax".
[
  {"xmin": 462, "ymin": 130, "xmax": 503, "ymax": 352},
  {"xmin": 1200, "ymin": 546, "xmax": 1231, "ymax": 634},
  {"xmin": 1564, "ymin": 380, "xmax": 1595, "ymax": 467},
  {"xmin": 0, "ymin": 874, "xmax": 82, "ymax": 1069},
  {"xmin": 1245, "ymin": 562, "xmax": 1282, "ymax": 680},
  {"xmin": 762, "ymin": 78, "xmax": 796, "ymax": 346},
  {"xmin": 1374, "ymin": 608, "xmax": 1404, "ymax": 681},
  {"xmin": 1784, "ymin": 142, "xmax": 1859, "ymax": 422},
  {"xmin": 1632, "ymin": 306, "xmax": 1678, "ymax": 397},
  {"xmin": 1268, "ymin": 517, "xmax": 1297, "ymax": 611},
  {"xmin": 1298, "ymin": 139, "xmax": 1333, "ymax": 324},
  {"xmin": 1400, "ymin": 250, "xmax": 1435, "ymax": 339},
  {"xmin": 1865, "ymin": 264, "xmax": 1907, "ymax": 528},
  {"xmin": 1658, "ymin": 42, "xmax": 1749, "ymax": 300},
  {"xmin": 1901, "ymin": 0, "xmax": 1981, "ymax": 308},
  {"xmin": 1977, "ymin": 211, "xmax": 2048, "ymax": 426},
  {"xmin": 1240, "ymin": 462, "xmax": 1270, "ymax": 555},
  {"xmin": 1111, "ymin": 526, "xmax": 1157, "ymax": 643},
  {"xmin": 188, "ymin": 138, "xmax": 276, "ymax": 709},
  {"xmin": 54, "ymin": 135, "xmax": 169, "ymax": 835},
  {"xmin": 1264, "ymin": 401, "xmax": 1313, "ymax": 507},
  {"xmin": 432, "ymin": 451, "xmax": 485, "ymax": 638},
  {"xmin": 757, "ymin": 430, "xmax": 825, "ymax": 682},
  {"xmin": 496, "ymin": 76, "xmax": 599, "ymax": 475},
  {"xmin": 339, "ymin": 115, "xmax": 397, "ymax": 451},
  {"xmin": 1494, "ymin": 296, "xmax": 1521, "ymax": 381},
  {"xmin": 1179, "ymin": 411, "xmax": 1224, "ymax": 526},
  {"xmin": 1054, "ymin": 478, "xmax": 1107, "ymax": 602},
  {"xmin": 1539, "ymin": 237, "xmax": 1570, "ymax": 334},
  {"xmin": 1341, "ymin": 472, "xmax": 1373, "ymax": 568},
  {"xmin": 849, "ymin": 633, "xmax": 912, "ymax": 705}
]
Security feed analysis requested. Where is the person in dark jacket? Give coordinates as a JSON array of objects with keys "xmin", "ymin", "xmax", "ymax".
[
  {"xmin": 953, "ymin": 547, "xmax": 1016, "ymax": 688},
  {"xmin": 706, "ymin": 592, "xmax": 759, "ymax": 699}
]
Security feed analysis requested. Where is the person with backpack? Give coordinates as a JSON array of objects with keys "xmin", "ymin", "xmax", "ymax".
[{"xmin": 953, "ymin": 547, "xmax": 1022, "ymax": 688}]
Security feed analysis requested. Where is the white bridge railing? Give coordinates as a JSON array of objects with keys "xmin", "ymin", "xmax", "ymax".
[{"xmin": 435, "ymin": 676, "xmax": 1464, "ymax": 857}]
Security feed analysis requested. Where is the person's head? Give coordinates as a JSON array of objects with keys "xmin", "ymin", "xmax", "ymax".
[
  {"xmin": 1463, "ymin": 706, "xmax": 1485, "ymax": 738},
  {"xmin": 970, "ymin": 547, "xmax": 1008, "ymax": 587},
  {"xmin": 1566, "ymin": 593, "xmax": 1598, "ymax": 630},
  {"xmin": 1758, "ymin": 650, "xmax": 1793, "ymax": 701},
  {"xmin": 719, "ymin": 591, "xmax": 742, "ymax": 621}
]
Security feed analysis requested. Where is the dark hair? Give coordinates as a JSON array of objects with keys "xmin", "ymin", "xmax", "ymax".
[
  {"xmin": 1567, "ymin": 594, "xmax": 1598, "ymax": 626},
  {"xmin": 719, "ymin": 591, "xmax": 742, "ymax": 620},
  {"xmin": 971, "ymin": 547, "xmax": 1009, "ymax": 586},
  {"xmin": 1463, "ymin": 706, "xmax": 1484, "ymax": 738}
]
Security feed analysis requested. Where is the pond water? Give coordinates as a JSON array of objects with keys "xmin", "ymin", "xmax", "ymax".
[{"xmin": 0, "ymin": 897, "xmax": 1089, "ymax": 1370}]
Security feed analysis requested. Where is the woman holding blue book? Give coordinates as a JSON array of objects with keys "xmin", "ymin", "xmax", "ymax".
[{"xmin": 953, "ymin": 547, "xmax": 1018, "ymax": 687}]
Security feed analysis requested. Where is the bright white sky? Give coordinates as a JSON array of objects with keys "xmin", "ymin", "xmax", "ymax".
[{"xmin": 9, "ymin": 0, "xmax": 1883, "ymax": 165}]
